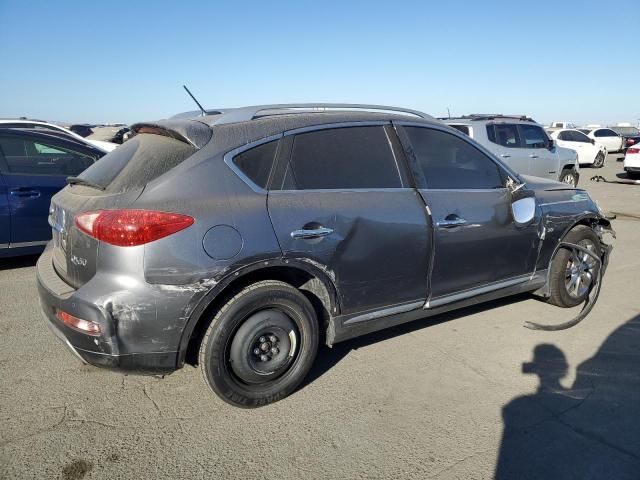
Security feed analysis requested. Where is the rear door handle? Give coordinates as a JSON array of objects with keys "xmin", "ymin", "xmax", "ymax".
[
  {"xmin": 436, "ymin": 216, "xmax": 468, "ymax": 229},
  {"xmin": 500, "ymin": 154, "xmax": 511, "ymax": 158},
  {"xmin": 10, "ymin": 187, "xmax": 40, "ymax": 198},
  {"xmin": 290, "ymin": 227, "xmax": 334, "ymax": 239},
  {"xmin": 529, "ymin": 154, "xmax": 539, "ymax": 159}
]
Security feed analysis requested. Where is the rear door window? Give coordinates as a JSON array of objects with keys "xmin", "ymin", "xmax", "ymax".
[
  {"xmin": 404, "ymin": 126, "xmax": 504, "ymax": 190},
  {"xmin": 519, "ymin": 125, "xmax": 548, "ymax": 149},
  {"xmin": 489, "ymin": 124, "xmax": 521, "ymax": 148},
  {"xmin": 0, "ymin": 135, "xmax": 96, "ymax": 176},
  {"xmin": 277, "ymin": 126, "xmax": 402, "ymax": 190},
  {"xmin": 594, "ymin": 129, "xmax": 617, "ymax": 137},
  {"xmin": 76, "ymin": 133, "xmax": 196, "ymax": 192}
]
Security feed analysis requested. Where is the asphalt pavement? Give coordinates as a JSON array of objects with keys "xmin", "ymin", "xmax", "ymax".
[{"xmin": 1, "ymin": 154, "xmax": 638, "ymax": 479}]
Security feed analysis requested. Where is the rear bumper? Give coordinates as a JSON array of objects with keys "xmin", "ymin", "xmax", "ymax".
[{"xmin": 36, "ymin": 244, "xmax": 195, "ymax": 374}]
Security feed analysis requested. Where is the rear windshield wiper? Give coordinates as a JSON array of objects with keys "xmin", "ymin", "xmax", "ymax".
[{"xmin": 66, "ymin": 176, "xmax": 106, "ymax": 190}]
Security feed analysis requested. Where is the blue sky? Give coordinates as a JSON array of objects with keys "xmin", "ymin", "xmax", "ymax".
[{"xmin": 1, "ymin": 0, "xmax": 638, "ymax": 126}]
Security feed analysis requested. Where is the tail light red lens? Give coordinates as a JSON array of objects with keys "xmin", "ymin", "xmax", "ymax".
[
  {"xmin": 626, "ymin": 139, "xmax": 635, "ymax": 145},
  {"xmin": 56, "ymin": 309, "xmax": 102, "ymax": 336},
  {"xmin": 75, "ymin": 209, "xmax": 194, "ymax": 246},
  {"xmin": 627, "ymin": 148, "xmax": 640, "ymax": 154}
]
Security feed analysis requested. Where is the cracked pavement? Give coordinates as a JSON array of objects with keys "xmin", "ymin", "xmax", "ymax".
[{"xmin": 1, "ymin": 155, "xmax": 639, "ymax": 479}]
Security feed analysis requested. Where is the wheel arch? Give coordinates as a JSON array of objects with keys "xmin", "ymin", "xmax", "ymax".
[
  {"xmin": 177, "ymin": 258, "xmax": 340, "ymax": 367},
  {"xmin": 534, "ymin": 213, "xmax": 611, "ymax": 298}
]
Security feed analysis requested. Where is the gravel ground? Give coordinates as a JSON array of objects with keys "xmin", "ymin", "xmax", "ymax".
[{"xmin": 1, "ymin": 154, "xmax": 638, "ymax": 480}]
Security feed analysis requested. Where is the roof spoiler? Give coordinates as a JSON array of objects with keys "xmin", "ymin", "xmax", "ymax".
[{"xmin": 130, "ymin": 119, "xmax": 212, "ymax": 149}]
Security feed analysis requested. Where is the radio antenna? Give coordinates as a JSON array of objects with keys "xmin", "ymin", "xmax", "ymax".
[{"xmin": 183, "ymin": 85, "xmax": 207, "ymax": 116}]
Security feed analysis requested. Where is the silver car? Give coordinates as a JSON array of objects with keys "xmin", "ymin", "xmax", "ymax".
[{"xmin": 444, "ymin": 115, "xmax": 580, "ymax": 186}]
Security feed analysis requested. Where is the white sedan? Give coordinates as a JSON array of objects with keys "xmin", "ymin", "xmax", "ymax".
[
  {"xmin": 624, "ymin": 146, "xmax": 640, "ymax": 178},
  {"xmin": 578, "ymin": 127, "xmax": 624, "ymax": 153},
  {"xmin": 0, "ymin": 119, "xmax": 117, "ymax": 153},
  {"xmin": 548, "ymin": 129, "xmax": 607, "ymax": 168}
]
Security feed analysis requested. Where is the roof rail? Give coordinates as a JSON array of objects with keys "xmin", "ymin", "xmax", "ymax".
[
  {"xmin": 193, "ymin": 103, "xmax": 432, "ymax": 125},
  {"xmin": 455, "ymin": 114, "xmax": 536, "ymax": 122}
]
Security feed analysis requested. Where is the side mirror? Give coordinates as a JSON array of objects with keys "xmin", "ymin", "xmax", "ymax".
[
  {"xmin": 590, "ymin": 139, "xmax": 595, "ymax": 145},
  {"xmin": 547, "ymin": 139, "xmax": 555, "ymax": 149},
  {"xmin": 512, "ymin": 196, "xmax": 536, "ymax": 225}
]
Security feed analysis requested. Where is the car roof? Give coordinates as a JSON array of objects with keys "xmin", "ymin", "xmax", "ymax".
[{"xmin": 133, "ymin": 104, "xmax": 444, "ymax": 150}]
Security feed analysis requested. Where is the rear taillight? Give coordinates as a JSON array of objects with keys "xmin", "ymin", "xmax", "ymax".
[
  {"xmin": 75, "ymin": 209, "xmax": 194, "ymax": 246},
  {"xmin": 626, "ymin": 138, "xmax": 635, "ymax": 145},
  {"xmin": 627, "ymin": 148, "xmax": 640, "ymax": 154}
]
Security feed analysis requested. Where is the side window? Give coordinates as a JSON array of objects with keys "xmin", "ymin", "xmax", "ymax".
[
  {"xmin": 0, "ymin": 135, "xmax": 95, "ymax": 176},
  {"xmin": 572, "ymin": 131, "xmax": 591, "ymax": 143},
  {"xmin": 279, "ymin": 126, "xmax": 401, "ymax": 190},
  {"xmin": 449, "ymin": 125, "xmax": 470, "ymax": 136},
  {"xmin": 404, "ymin": 127, "xmax": 504, "ymax": 190},
  {"xmin": 558, "ymin": 131, "xmax": 570, "ymax": 141},
  {"xmin": 232, "ymin": 140, "xmax": 278, "ymax": 189},
  {"xmin": 595, "ymin": 129, "xmax": 616, "ymax": 137},
  {"xmin": 490, "ymin": 124, "xmax": 521, "ymax": 148},
  {"xmin": 520, "ymin": 125, "xmax": 548, "ymax": 149}
]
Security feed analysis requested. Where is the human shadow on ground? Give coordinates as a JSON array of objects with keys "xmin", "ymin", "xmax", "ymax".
[{"xmin": 495, "ymin": 314, "xmax": 640, "ymax": 479}]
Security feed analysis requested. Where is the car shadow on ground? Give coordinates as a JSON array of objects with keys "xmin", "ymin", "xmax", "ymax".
[
  {"xmin": 303, "ymin": 293, "xmax": 531, "ymax": 389},
  {"xmin": 494, "ymin": 314, "xmax": 640, "ymax": 479},
  {"xmin": 0, "ymin": 254, "xmax": 39, "ymax": 271}
]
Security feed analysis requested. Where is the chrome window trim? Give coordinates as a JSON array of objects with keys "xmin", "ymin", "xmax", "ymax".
[{"xmin": 225, "ymin": 121, "xmax": 411, "ymax": 193}]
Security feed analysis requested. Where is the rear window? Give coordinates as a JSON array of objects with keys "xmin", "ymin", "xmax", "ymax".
[
  {"xmin": 449, "ymin": 125, "xmax": 470, "ymax": 136},
  {"xmin": 75, "ymin": 133, "xmax": 196, "ymax": 192}
]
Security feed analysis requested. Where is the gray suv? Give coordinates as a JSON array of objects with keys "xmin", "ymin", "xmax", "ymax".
[
  {"xmin": 37, "ymin": 104, "xmax": 612, "ymax": 407},
  {"xmin": 444, "ymin": 115, "xmax": 580, "ymax": 186}
]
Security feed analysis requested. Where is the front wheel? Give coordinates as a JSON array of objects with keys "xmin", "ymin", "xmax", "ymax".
[
  {"xmin": 199, "ymin": 280, "xmax": 319, "ymax": 408},
  {"xmin": 560, "ymin": 168, "xmax": 579, "ymax": 186},
  {"xmin": 547, "ymin": 226, "xmax": 601, "ymax": 308},
  {"xmin": 593, "ymin": 151, "xmax": 605, "ymax": 168}
]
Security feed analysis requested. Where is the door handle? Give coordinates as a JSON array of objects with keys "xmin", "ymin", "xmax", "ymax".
[
  {"xmin": 529, "ymin": 154, "xmax": 539, "ymax": 159},
  {"xmin": 10, "ymin": 187, "xmax": 40, "ymax": 198},
  {"xmin": 290, "ymin": 227, "xmax": 334, "ymax": 239},
  {"xmin": 436, "ymin": 216, "xmax": 468, "ymax": 229},
  {"xmin": 500, "ymin": 154, "xmax": 511, "ymax": 158}
]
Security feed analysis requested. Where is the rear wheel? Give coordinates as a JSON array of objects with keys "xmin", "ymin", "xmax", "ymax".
[
  {"xmin": 199, "ymin": 280, "xmax": 319, "ymax": 408},
  {"xmin": 547, "ymin": 226, "xmax": 601, "ymax": 308},
  {"xmin": 560, "ymin": 168, "xmax": 578, "ymax": 186},
  {"xmin": 593, "ymin": 151, "xmax": 605, "ymax": 168}
]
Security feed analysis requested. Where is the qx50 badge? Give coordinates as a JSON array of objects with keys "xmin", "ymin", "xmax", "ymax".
[{"xmin": 70, "ymin": 255, "xmax": 87, "ymax": 267}]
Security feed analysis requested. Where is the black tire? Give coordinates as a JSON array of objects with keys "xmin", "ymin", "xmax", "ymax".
[
  {"xmin": 199, "ymin": 280, "xmax": 319, "ymax": 408},
  {"xmin": 547, "ymin": 226, "xmax": 601, "ymax": 308},
  {"xmin": 560, "ymin": 168, "xmax": 579, "ymax": 187},
  {"xmin": 593, "ymin": 151, "xmax": 605, "ymax": 168}
]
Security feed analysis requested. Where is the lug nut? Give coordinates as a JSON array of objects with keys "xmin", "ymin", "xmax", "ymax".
[
  {"xmin": 253, "ymin": 348, "xmax": 261, "ymax": 355},
  {"xmin": 269, "ymin": 335, "xmax": 277, "ymax": 343},
  {"xmin": 259, "ymin": 336, "xmax": 266, "ymax": 343},
  {"xmin": 260, "ymin": 354, "xmax": 269, "ymax": 362},
  {"xmin": 271, "ymin": 347, "xmax": 279, "ymax": 355}
]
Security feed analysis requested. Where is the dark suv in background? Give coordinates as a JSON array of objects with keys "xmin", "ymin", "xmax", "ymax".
[{"xmin": 37, "ymin": 104, "xmax": 613, "ymax": 407}]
